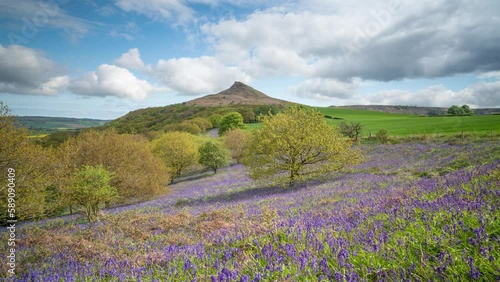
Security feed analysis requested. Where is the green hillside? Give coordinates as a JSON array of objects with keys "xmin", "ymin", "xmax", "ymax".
[{"xmin": 104, "ymin": 103, "xmax": 284, "ymax": 134}]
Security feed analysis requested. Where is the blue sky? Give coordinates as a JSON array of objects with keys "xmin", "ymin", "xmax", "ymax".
[{"xmin": 1, "ymin": 0, "xmax": 499, "ymax": 119}]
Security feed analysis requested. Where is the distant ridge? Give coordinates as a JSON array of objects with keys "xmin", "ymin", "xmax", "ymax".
[
  {"xmin": 331, "ymin": 105, "xmax": 500, "ymax": 116},
  {"xmin": 185, "ymin": 81, "xmax": 293, "ymax": 106}
]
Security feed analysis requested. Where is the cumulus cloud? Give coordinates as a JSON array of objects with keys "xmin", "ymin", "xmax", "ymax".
[
  {"xmin": 69, "ymin": 64, "xmax": 161, "ymax": 100},
  {"xmin": 291, "ymin": 78, "xmax": 360, "ymax": 100},
  {"xmin": 0, "ymin": 45, "xmax": 68, "ymax": 95},
  {"xmin": 155, "ymin": 56, "xmax": 251, "ymax": 95},
  {"xmin": 352, "ymin": 81, "xmax": 500, "ymax": 108},
  {"xmin": 202, "ymin": 0, "xmax": 500, "ymax": 82},
  {"xmin": 114, "ymin": 48, "xmax": 145, "ymax": 70}
]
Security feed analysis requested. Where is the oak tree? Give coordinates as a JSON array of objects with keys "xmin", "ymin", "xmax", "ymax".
[{"xmin": 243, "ymin": 106, "xmax": 363, "ymax": 186}]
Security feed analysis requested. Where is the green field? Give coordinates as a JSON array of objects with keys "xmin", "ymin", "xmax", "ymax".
[{"xmin": 246, "ymin": 107, "xmax": 500, "ymax": 137}]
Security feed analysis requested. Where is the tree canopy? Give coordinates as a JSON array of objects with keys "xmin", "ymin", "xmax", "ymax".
[
  {"xmin": 70, "ymin": 165, "xmax": 117, "ymax": 222},
  {"xmin": 198, "ymin": 141, "xmax": 231, "ymax": 173},
  {"xmin": 219, "ymin": 112, "xmax": 245, "ymax": 136},
  {"xmin": 151, "ymin": 131, "xmax": 199, "ymax": 183},
  {"xmin": 447, "ymin": 105, "xmax": 474, "ymax": 116},
  {"xmin": 242, "ymin": 106, "xmax": 363, "ymax": 186}
]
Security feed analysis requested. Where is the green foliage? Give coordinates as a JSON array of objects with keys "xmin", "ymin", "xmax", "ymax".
[
  {"xmin": 151, "ymin": 131, "xmax": 199, "ymax": 183},
  {"xmin": 70, "ymin": 165, "xmax": 117, "ymax": 222},
  {"xmin": 376, "ymin": 129, "xmax": 389, "ymax": 143},
  {"xmin": 448, "ymin": 104, "xmax": 474, "ymax": 116},
  {"xmin": 243, "ymin": 106, "xmax": 364, "ymax": 186},
  {"xmin": 209, "ymin": 114, "xmax": 223, "ymax": 128},
  {"xmin": 198, "ymin": 141, "xmax": 231, "ymax": 173},
  {"xmin": 105, "ymin": 104, "xmax": 285, "ymax": 135},
  {"xmin": 219, "ymin": 112, "xmax": 246, "ymax": 136}
]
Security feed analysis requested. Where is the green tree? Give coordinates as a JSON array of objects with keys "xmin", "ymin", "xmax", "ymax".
[
  {"xmin": 219, "ymin": 112, "xmax": 245, "ymax": 136},
  {"xmin": 209, "ymin": 114, "xmax": 223, "ymax": 128},
  {"xmin": 70, "ymin": 165, "xmax": 117, "ymax": 222},
  {"xmin": 243, "ymin": 106, "xmax": 363, "ymax": 186},
  {"xmin": 461, "ymin": 104, "xmax": 474, "ymax": 115},
  {"xmin": 198, "ymin": 141, "xmax": 230, "ymax": 173},
  {"xmin": 224, "ymin": 129, "xmax": 250, "ymax": 163},
  {"xmin": 151, "ymin": 131, "xmax": 199, "ymax": 183},
  {"xmin": 447, "ymin": 105, "xmax": 466, "ymax": 115}
]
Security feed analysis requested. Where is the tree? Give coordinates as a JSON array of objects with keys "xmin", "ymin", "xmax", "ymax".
[
  {"xmin": 198, "ymin": 141, "xmax": 231, "ymax": 173},
  {"xmin": 70, "ymin": 165, "xmax": 117, "ymax": 222},
  {"xmin": 243, "ymin": 106, "xmax": 363, "ymax": 186},
  {"xmin": 0, "ymin": 102, "xmax": 61, "ymax": 221},
  {"xmin": 224, "ymin": 129, "xmax": 249, "ymax": 163},
  {"xmin": 339, "ymin": 121, "xmax": 363, "ymax": 141},
  {"xmin": 219, "ymin": 112, "xmax": 245, "ymax": 136},
  {"xmin": 151, "ymin": 131, "xmax": 199, "ymax": 183},
  {"xmin": 447, "ymin": 105, "xmax": 474, "ymax": 116},
  {"xmin": 209, "ymin": 114, "xmax": 223, "ymax": 128},
  {"xmin": 461, "ymin": 104, "xmax": 474, "ymax": 115},
  {"xmin": 60, "ymin": 129, "xmax": 169, "ymax": 204},
  {"xmin": 447, "ymin": 105, "xmax": 463, "ymax": 115}
]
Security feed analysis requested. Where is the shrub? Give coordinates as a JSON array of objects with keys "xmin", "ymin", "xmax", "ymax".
[{"xmin": 376, "ymin": 129, "xmax": 389, "ymax": 144}]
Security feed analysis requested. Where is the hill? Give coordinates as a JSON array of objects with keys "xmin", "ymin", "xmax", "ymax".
[
  {"xmin": 185, "ymin": 81, "xmax": 292, "ymax": 106},
  {"xmin": 332, "ymin": 105, "xmax": 500, "ymax": 116},
  {"xmin": 104, "ymin": 82, "xmax": 289, "ymax": 134},
  {"xmin": 16, "ymin": 116, "xmax": 110, "ymax": 134}
]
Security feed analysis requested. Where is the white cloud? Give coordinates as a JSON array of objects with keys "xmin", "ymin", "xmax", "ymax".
[
  {"xmin": 291, "ymin": 78, "xmax": 360, "ymax": 100},
  {"xmin": 201, "ymin": 1, "xmax": 500, "ymax": 82},
  {"xmin": 155, "ymin": 56, "xmax": 251, "ymax": 95},
  {"xmin": 115, "ymin": 0, "xmax": 194, "ymax": 25},
  {"xmin": 358, "ymin": 82, "xmax": 500, "ymax": 108},
  {"xmin": 69, "ymin": 64, "xmax": 161, "ymax": 100},
  {"xmin": 114, "ymin": 48, "xmax": 145, "ymax": 70},
  {"xmin": 38, "ymin": 75, "xmax": 70, "ymax": 95},
  {"xmin": 0, "ymin": 45, "xmax": 67, "ymax": 95}
]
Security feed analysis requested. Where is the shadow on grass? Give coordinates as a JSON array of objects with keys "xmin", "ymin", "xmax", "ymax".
[{"xmin": 175, "ymin": 175, "xmax": 340, "ymax": 208}]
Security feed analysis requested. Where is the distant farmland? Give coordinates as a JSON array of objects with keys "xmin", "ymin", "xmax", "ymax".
[{"xmin": 16, "ymin": 116, "xmax": 110, "ymax": 134}]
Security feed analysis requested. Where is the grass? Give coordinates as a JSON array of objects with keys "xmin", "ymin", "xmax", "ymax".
[{"xmin": 246, "ymin": 107, "xmax": 500, "ymax": 137}]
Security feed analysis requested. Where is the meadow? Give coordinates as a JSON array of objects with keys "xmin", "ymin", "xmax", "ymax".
[
  {"xmin": 246, "ymin": 108, "xmax": 500, "ymax": 137},
  {"xmin": 2, "ymin": 140, "xmax": 499, "ymax": 281}
]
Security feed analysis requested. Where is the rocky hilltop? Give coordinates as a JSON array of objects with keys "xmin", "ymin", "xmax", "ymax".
[{"xmin": 185, "ymin": 82, "xmax": 292, "ymax": 106}]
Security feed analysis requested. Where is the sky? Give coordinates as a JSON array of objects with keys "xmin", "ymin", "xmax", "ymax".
[{"xmin": 0, "ymin": 0, "xmax": 499, "ymax": 119}]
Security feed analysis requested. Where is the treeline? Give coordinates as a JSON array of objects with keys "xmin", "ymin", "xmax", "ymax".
[
  {"xmin": 105, "ymin": 104, "xmax": 284, "ymax": 134},
  {"xmin": 1, "ymin": 103, "xmax": 363, "ymax": 223},
  {"xmin": 0, "ymin": 104, "xmax": 255, "ymax": 222},
  {"xmin": 0, "ymin": 102, "xmax": 171, "ymax": 222}
]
